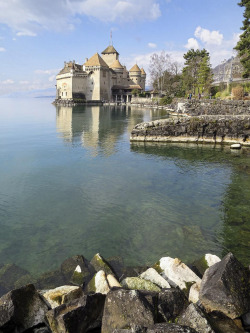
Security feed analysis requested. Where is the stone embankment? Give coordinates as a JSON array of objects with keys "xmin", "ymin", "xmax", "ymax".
[
  {"xmin": 130, "ymin": 100, "xmax": 250, "ymax": 145},
  {"xmin": 0, "ymin": 252, "xmax": 249, "ymax": 332}
]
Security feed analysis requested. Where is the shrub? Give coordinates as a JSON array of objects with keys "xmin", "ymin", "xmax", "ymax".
[
  {"xmin": 215, "ymin": 92, "xmax": 221, "ymax": 99},
  {"xmin": 159, "ymin": 96, "xmax": 173, "ymax": 105},
  {"xmin": 231, "ymin": 86, "xmax": 244, "ymax": 100}
]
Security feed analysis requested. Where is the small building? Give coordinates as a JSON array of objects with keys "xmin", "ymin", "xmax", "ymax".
[{"xmin": 55, "ymin": 44, "xmax": 146, "ymax": 104}]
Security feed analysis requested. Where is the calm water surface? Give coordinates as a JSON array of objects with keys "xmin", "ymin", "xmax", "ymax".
[{"xmin": 0, "ymin": 98, "xmax": 250, "ymax": 275}]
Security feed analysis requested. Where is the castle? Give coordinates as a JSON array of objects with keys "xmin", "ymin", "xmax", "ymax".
[{"xmin": 55, "ymin": 44, "xmax": 146, "ymax": 104}]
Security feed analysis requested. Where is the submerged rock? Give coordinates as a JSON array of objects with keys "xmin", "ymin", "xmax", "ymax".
[
  {"xmin": 42, "ymin": 285, "xmax": 83, "ymax": 308},
  {"xmin": 46, "ymin": 293, "xmax": 105, "ymax": 333},
  {"xmin": 159, "ymin": 257, "xmax": 201, "ymax": 291},
  {"xmin": 0, "ymin": 284, "xmax": 50, "ymax": 333},
  {"xmin": 121, "ymin": 277, "xmax": 161, "ymax": 292},
  {"xmin": 178, "ymin": 303, "xmax": 215, "ymax": 333},
  {"xmin": 102, "ymin": 288, "xmax": 156, "ymax": 333},
  {"xmin": 140, "ymin": 268, "xmax": 171, "ymax": 289},
  {"xmin": 199, "ymin": 252, "xmax": 250, "ymax": 319}
]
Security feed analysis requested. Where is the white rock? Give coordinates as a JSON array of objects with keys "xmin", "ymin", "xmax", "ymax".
[
  {"xmin": 95, "ymin": 270, "xmax": 110, "ymax": 294},
  {"xmin": 205, "ymin": 254, "xmax": 221, "ymax": 267},
  {"xmin": 107, "ymin": 274, "xmax": 121, "ymax": 288},
  {"xmin": 230, "ymin": 143, "xmax": 241, "ymax": 149},
  {"xmin": 189, "ymin": 281, "xmax": 201, "ymax": 304},
  {"xmin": 42, "ymin": 285, "xmax": 82, "ymax": 308},
  {"xmin": 140, "ymin": 268, "xmax": 171, "ymax": 289},
  {"xmin": 75, "ymin": 265, "xmax": 81, "ymax": 273},
  {"xmin": 159, "ymin": 257, "xmax": 201, "ymax": 290}
]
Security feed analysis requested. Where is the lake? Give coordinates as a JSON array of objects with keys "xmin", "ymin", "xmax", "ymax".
[{"xmin": 0, "ymin": 98, "xmax": 250, "ymax": 275}]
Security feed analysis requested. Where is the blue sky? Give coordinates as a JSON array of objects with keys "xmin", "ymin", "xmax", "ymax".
[{"xmin": 0, "ymin": 0, "xmax": 244, "ymax": 95}]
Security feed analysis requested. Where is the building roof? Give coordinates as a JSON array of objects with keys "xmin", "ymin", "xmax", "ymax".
[
  {"xmin": 112, "ymin": 84, "xmax": 142, "ymax": 90},
  {"xmin": 84, "ymin": 53, "xmax": 109, "ymax": 67},
  {"xmin": 129, "ymin": 64, "xmax": 141, "ymax": 72},
  {"xmin": 101, "ymin": 45, "xmax": 119, "ymax": 55},
  {"xmin": 141, "ymin": 67, "xmax": 146, "ymax": 75},
  {"xmin": 58, "ymin": 61, "xmax": 83, "ymax": 75},
  {"xmin": 110, "ymin": 59, "xmax": 123, "ymax": 69}
]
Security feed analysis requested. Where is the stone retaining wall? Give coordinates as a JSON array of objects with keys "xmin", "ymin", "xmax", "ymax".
[{"xmin": 130, "ymin": 115, "xmax": 250, "ymax": 146}]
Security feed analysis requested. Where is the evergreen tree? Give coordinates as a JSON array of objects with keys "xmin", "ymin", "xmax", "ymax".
[
  {"xmin": 182, "ymin": 49, "xmax": 212, "ymax": 95},
  {"xmin": 234, "ymin": 0, "xmax": 250, "ymax": 78}
]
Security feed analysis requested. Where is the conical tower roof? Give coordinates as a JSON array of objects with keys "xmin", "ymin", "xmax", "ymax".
[
  {"xmin": 110, "ymin": 59, "xmax": 123, "ymax": 69},
  {"xmin": 141, "ymin": 67, "xmax": 146, "ymax": 75},
  {"xmin": 101, "ymin": 45, "xmax": 119, "ymax": 55},
  {"xmin": 129, "ymin": 64, "xmax": 141, "ymax": 72},
  {"xmin": 84, "ymin": 53, "xmax": 108, "ymax": 67}
]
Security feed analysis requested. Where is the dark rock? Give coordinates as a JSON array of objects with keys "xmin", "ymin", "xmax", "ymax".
[
  {"xmin": 90, "ymin": 253, "xmax": 115, "ymax": 276},
  {"xmin": 199, "ymin": 252, "xmax": 250, "ymax": 319},
  {"xmin": 102, "ymin": 288, "xmax": 156, "ymax": 333},
  {"xmin": 178, "ymin": 303, "xmax": 215, "ymax": 333},
  {"xmin": 61, "ymin": 255, "xmax": 94, "ymax": 286},
  {"xmin": 0, "ymin": 263, "xmax": 31, "ymax": 296},
  {"xmin": 46, "ymin": 293, "xmax": 105, "ymax": 333},
  {"xmin": 208, "ymin": 312, "xmax": 245, "ymax": 333},
  {"xmin": 0, "ymin": 284, "xmax": 50, "ymax": 333},
  {"xmin": 35, "ymin": 269, "xmax": 65, "ymax": 290},
  {"xmin": 147, "ymin": 323, "xmax": 198, "ymax": 333},
  {"xmin": 158, "ymin": 288, "xmax": 189, "ymax": 322}
]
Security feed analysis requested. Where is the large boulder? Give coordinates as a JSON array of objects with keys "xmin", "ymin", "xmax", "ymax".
[
  {"xmin": 42, "ymin": 285, "xmax": 83, "ymax": 308},
  {"xmin": 102, "ymin": 288, "xmax": 156, "ymax": 333},
  {"xmin": 199, "ymin": 252, "xmax": 250, "ymax": 319},
  {"xmin": 188, "ymin": 282, "xmax": 200, "ymax": 304},
  {"xmin": 140, "ymin": 268, "xmax": 171, "ymax": 289},
  {"xmin": 0, "ymin": 284, "xmax": 50, "ymax": 333},
  {"xmin": 46, "ymin": 293, "xmax": 105, "ymax": 333},
  {"xmin": 208, "ymin": 312, "xmax": 245, "ymax": 333},
  {"xmin": 178, "ymin": 303, "xmax": 215, "ymax": 333},
  {"xmin": 158, "ymin": 288, "xmax": 189, "ymax": 322},
  {"xmin": 147, "ymin": 323, "xmax": 198, "ymax": 332},
  {"xmin": 61, "ymin": 255, "xmax": 94, "ymax": 287},
  {"xmin": 90, "ymin": 253, "xmax": 114, "ymax": 276},
  {"xmin": 159, "ymin": 257, "xmax": 201, "ymax": 291},
  {"xmin": 121, "ymin": 277, "xmax": 161, "ymax": 292}
]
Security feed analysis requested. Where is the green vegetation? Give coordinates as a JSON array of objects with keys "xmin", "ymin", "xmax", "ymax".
[
  {"xmin": 159, "ymin": 96, "xmax": 173, "ymax": 105},
  {"xmin": 182, "ymin": 49, "xmax": 213, "ymax": 95},
  {"xmin": 234, "ymin": 0, "xmax": 250, "ymax": 78}
]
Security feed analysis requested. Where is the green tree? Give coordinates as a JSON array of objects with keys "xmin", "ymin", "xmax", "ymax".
[
  {"xmin": 182, "ymin": 49, "xmax": 212, "ymax": 94},
  {"xmin": 234, "ymin": 0, "xmax": 250, "ymax": 78}
]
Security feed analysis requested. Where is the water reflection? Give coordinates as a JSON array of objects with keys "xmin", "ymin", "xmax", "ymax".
[{"xmin": 56, "ymin": 105, "xmax": 168, "ymax": 156}]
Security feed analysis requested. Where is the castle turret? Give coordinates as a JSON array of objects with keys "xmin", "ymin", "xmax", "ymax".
[
  {"xmin": 129, "ymin": 64, "xmax": 142, "ymax": 88},
  {"xmin": 140, "ymin": 67, "xmax": 146, "ymax": 91},
  {"xmin": 101, "ymin": 45, "xmax": 119, "ymax": 67}
]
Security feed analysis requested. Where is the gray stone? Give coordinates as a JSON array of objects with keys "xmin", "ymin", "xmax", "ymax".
[
  {"xmin": 0, "ymin": 284, "xmax": 50, "ymax": 333},
  {"xmin": 147, "ymin": 323, "xmax": 198, "ymax": 333},
  {"xmin": 178, "ymin": 303, "xmax": 215, "ymax": 333},
  {"xmin": 90, "ymin": 253, "xmax": 114, "ymax": 276},
  {"xmin": 42, "ymin": 285, "xmax": 83, "ymax": 308},
  {"xmin": 208, "ymin": 312, "xmax": 245, "ymax": 333},
  {"xmin": 46, "ymin": 293, "xmax": 105, "ymax": 333},
  {"xmin": 158, "ymin": 288, "xmax": 189, "ymax": 322},
  {"xmin": 188, "ymin": 282, "xmax": 200, "ymax": 304},
  {"xmin": 102, "ymin": 288, "xmax": 156, "ymax": 333},
  {"xmin": 199, "ymin": 252, "xmax": 250, "ymax": 319},
  {"xmin": 121, "ymin": 277, "xmax": 161, "ymax": 292},
  {"xmin": 140, "ymin": 268, "xmax": 171, "ymax": 289}
]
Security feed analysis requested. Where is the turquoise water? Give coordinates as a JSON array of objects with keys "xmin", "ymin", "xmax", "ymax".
[{"xmin": 0, "ymin": 98, "xmax": 250, "ymax": 275}]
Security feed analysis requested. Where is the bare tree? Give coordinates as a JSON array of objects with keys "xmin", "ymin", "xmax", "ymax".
[{"xmin": 149, "ymin": 51, "xmax": 171, "ymax": 94}]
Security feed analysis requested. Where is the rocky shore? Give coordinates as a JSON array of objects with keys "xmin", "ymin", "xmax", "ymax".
[{"xmin": 0, "ymin": 252, "xmax": 249, "ymax": 332}]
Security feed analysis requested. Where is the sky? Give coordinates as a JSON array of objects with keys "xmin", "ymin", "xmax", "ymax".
[{"xmin": 0, "ymin": 0, "xmax": 245, "ymax": 96}]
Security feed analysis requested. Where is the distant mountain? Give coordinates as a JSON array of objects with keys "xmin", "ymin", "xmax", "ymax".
[{"xmin": 2, "ymin": 88, "xmax": 55, "ymax": 99}]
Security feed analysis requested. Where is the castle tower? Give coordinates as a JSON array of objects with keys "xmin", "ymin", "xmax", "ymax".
[
  {"xmin": 84, "ymin": 53, "xmax": 111, "ymax": 101},
  {"xmin": 129, "ymin": 64, "xmax": 142, "ymax": 88},
  {"xmin": 140, "ymin": 67, "xmax": 146, "ymax": 91},
  {"xmin": 101, "ymin": 45, "xmax": 119, "ymax": 67},
  {"xmin": 110, "ymin": 59, "xmax": 124, "ymax": 85}
]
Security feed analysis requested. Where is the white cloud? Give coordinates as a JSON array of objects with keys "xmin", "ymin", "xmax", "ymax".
[
  {"xmin": 2, "ymin": 79, "xmax": 14, "ymax": 84},
  {"xmin": 148, "ymin": 43, "xmax": 157, "ymax": 49},
  {"xmin": 0, "ymin": 0, "xmax": 161, "ymax": 35},
  {"xmin": 0, "ymin": 47, "xmax": 6, "ymax": 52},
  {"xmin": 35, "ymin": 69, "xmax": 59, "ymax": 75},
  {"xmin": 185, "ymin": 38, "xmax": 200, "ymax": 50},
  {"xmin": 19, "ymin": 80, "xmax": 29, "ymax": 84},
  {"xmin": 195, "ymin": 26, "xmax": 223, "ymax": 46}
]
